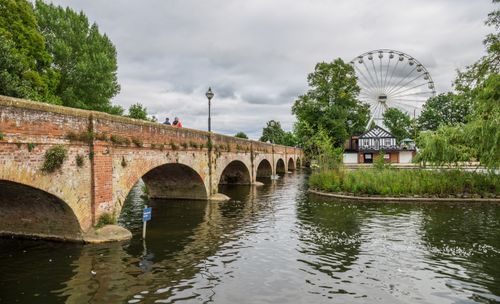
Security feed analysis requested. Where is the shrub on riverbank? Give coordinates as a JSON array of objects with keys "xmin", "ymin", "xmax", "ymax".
[{"xmin": 309, "ymin": 168, "xmax": 499, "ymax": 198}]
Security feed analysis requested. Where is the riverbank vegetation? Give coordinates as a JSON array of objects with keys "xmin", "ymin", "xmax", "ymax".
[{"xmin": 309, "ymin": 168, "xmax": 499, "ymax": 198}]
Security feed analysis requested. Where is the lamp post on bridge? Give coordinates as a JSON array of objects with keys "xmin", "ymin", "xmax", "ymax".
[
  {"xmin": 206, "ymin": 87, "xmax": 214, "ymax": 133},
  {"xmin": 206, "ymin": 87, "xmax": 215, "ymax": 196}
]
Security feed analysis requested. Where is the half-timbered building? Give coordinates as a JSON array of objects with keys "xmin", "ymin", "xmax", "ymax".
[{"xmin": 343, "ymin": 126, "xmax": 416, "ymax": 164}]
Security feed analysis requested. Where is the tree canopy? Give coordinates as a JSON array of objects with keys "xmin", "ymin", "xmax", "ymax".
[
  {"xmin": 292, "ymin": 58, "xmax": 370, "ymax": 148},
  {"xmin": 418, "ymin": 93, "xmax": 472, "ymax": 131},
  {"xmin": 34, "ymin": 0, "xmax": 122, "ymax": 114},
  {"xmin": 382, "ymin": 107, "xmax": 414, "ymax": 142},
  {"xmin": 127, "ymin": 103, "xmax": 149, "ymax": 120},
  {"xmin": 416, "ymin": 2, "xmax": 499, "ymax": 169},
  {"xmin": 0, "ymin": 0, "xmax": 59, "ymax": 103},
  {"xmin": 259, "ymin": 120, "xmax": 297, "ymax": 146},
  {"xmin": 234, "ymin": 132, "xmax": 248, "ymax": 139}
]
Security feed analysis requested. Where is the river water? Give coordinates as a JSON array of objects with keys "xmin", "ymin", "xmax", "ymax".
[{"xmin": 1, "ymin": 172, "xmax": 499, "ymax": 303}]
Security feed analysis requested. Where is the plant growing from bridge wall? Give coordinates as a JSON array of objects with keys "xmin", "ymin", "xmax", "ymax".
[
  {"xmin": 27, "ymin": 143, "xmax": 36, "ymax": 152},
  {"xmin": 110, "ymin": 134, "xmax": 130, "ymax": 146},
  {"xmin": 132, "ymin": 138, "xmax": 143, "ymax": 147},
  {"xmin": 189, "ymin": 141, "xmax": 198, "ymax": 149},
  {"xmin": 42, "ymin": 145, "xmax": 67, "ymax": 173},
  {"xmin": 96, "ymin": 213, "xmax": 116, "ymax": 229},
  {"xmin": 170, "ymin": 142, "xmax": 178, "ymax": 150},
  {"xmin": 76, "ymin": 154, "xmax": 84, "ymax": 167},
  {"xmin": 181, "ymin": 142, "xmax": 188, "ymax": 149},
  {"xmin": 0, "ymin": 131, "xmax": 4, "ymax": 140},
  {"xmin": 159, "ymin": 143, "xmax": 165, "ymax": 151}
]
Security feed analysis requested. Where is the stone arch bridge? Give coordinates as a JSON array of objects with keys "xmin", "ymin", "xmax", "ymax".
[{"xmin": 0, "ymin": 96, "xmax": 303, "ymax": 242}]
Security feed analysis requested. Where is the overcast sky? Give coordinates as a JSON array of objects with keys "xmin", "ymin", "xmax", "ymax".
[{"xmin": 48, "ymin": 0, "xmax": 496, "ymax": 139}]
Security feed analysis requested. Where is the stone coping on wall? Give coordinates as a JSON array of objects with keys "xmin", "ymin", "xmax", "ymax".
[
  {"xmin": 0, "ymin": 95, "xmax": 302, "ymax": 152},
  {"xmin": 308, "ymin": 189, "xmax": 500, "ymax": 203}
]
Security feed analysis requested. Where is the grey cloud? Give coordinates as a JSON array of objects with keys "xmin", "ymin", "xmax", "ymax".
[{"xmin": 47, "ymin": 0, "xmax": 496, "ymax": 137}]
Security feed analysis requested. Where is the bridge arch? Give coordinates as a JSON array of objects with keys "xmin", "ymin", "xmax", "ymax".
[
  {"xmin": 219, "ymin": 160, "xmax": 251, "ymax": 185},
  {"xmin": 288, "ymin": 158, "xmax": 296, "ymax": 171},
  {"xmin": 0, "ymin": 180, "xmax": 82, "ymax": 240},
  {"xmin": 256, "ymin": 159, "xmax": 273, "ymax": 178},
  {"xmin": 117, "ymin": 158, "xmax": 210, "ymax": 217},
  {"xmin": 142, "ymin": 163, "xmax": 208, "ymax": 200},
  {"xmin": 276, "ymin": 158, "xmax": 286, "ymax": 174}
]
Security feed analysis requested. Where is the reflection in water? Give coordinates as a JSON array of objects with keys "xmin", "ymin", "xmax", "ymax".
[{"xmin": 0, "ymin": 173, "xmax": 499, "ymax": 303}]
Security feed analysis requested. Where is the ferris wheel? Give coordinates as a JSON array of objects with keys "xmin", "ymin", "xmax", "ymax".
[{"xmin": 350, "ymin": 49, "xmax": 436, "ymax": 129}]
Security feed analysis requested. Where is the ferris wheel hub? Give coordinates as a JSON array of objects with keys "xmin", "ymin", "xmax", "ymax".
[{"xmin": 378, "ymin": 94, "xmax": 387, "ymax": 103}]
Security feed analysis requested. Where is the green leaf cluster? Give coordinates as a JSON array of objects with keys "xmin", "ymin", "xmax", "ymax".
[
  {"xmin": 382, "ymin": 108, "xmax": 415, "ymax": 142},
  {"xmin": 234, "ymin": 132, "xmax": 248, "ymax": 139},
  {"xmin": 0, "ymin": 0, "xmax": 60, "ymax": 103},
  {"xmin": 416, "ymin": 2, "xmax": 500, "ymax": 169},
  {"xmin": 34, "ymin": 1, "xmax": 122, "ymax": 114},
  {"xmin": 292, "ymin": 58, "xmax": 370, "ymax": 149},
  {"xmin": 259, "ymin": 120, "xmax": 297, "ymax": 146}
]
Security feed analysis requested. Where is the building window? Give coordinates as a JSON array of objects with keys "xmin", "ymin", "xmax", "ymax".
[{"xmin": 384, "ymin": 139, "xmax": 391, "ymax": 146}]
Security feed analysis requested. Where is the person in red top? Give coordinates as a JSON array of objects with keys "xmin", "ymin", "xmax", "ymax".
[{"xmin": 172, "ymin": 117, "xmax": 182, "ymax": 128}]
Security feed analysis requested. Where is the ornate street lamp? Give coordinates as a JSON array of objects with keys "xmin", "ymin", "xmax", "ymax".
[{"xmin": 206, "ymin": 87, "xmax": 214, "ymax": 132}]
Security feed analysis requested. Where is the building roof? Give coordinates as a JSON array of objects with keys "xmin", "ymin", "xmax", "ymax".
[{"xmin": 359, "ymin": 126, "xmax": 395, "ymax": 139}]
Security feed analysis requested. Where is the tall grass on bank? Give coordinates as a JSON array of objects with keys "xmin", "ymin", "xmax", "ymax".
[{"xmin": 309, "ymin": 169, "xmax": 499, "ymax": 198}]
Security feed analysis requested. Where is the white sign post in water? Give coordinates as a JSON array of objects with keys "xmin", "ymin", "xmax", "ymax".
[{"xmin": 143, "ymin": 206, "xmax": 152, "ymax": 239}]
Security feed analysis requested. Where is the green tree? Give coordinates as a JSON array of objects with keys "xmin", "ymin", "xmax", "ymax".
[
  {"xmin": 418, "ymin": 93, "xmax": 472, "ymax": 131},
  {"xmin": 260, "ymin": 120, "xmax": 286, "ymax": 144},
  {"xmin": 34, "ymin": 1, "xmax": 121, "ymax": 113},
  {"xmin": 382, "ymin": 107, "xmax": 414, "ymax": 142},
  {"xmin": 292, "ymin": 58, "xmax": 369, "ymax": 148},
  {"xmin": 282, "ymin": 131, "xmax": 298, "ymax": 147},
  {"xmin": 128, "ymin": 103, "xmax": 148, "ymax": 120},
  {"xmin": 416, "ymin": 2, "xmax": 499, "ymax": 169},
  {"xmin": 234, "ymin": 132, "xmax": 248, "ymax": 139},
  {"xmin": 0, "ymin": 0, "xmax": 59, "ymax": 103}
]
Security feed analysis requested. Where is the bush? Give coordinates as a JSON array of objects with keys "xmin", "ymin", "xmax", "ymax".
[
  {"xmin": 309, "ymin": 168, "xmax": 499, "ymax": 198},
  {"xmin": 42, "ymin": 145, "xmax": 67, "ymax": 173},
  {"xmin": 0, "ymin": 131, "xmax": 4, "ymax": 140}
]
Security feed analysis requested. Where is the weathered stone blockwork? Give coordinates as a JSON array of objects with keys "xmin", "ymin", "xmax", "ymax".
[{"xmin": 0, "ymin": 95, "xmax": 303, "ymax": 241}]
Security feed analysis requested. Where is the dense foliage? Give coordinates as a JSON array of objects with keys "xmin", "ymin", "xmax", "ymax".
[
  {"xmin": 127, "ymin": 103, "xmax": 149, "ymax": 120},
  {"xmin": 234, "ymin": 132, "xmax": 248, "ymax": 139},
  {"xmin": 0, "ymin": 0, "xmax": 122, "ymax": 114},
  {"xmin": 0, "ymin": 0, "xmax": 59, "ymax": 103},
  {"xmin": 310, "ymin": 169, "xmax": 499, "ymax": 198},
  {"xmin": 292, "ymin": 58, "xmax": 370, "ymax": 149},
  {"xmin": 418, "ymin": 93, "xmax": 471, "ymax": 131},
  {"xmin": 34, "ymin": 1, "xmax": 122, "ymax": 114},
  {"xmin": 416, "ymin": 2, "xmax": 499, "ymax": 169},
  {"xmin": 259, "ymin": 120, "xmax": 297, "ymax": 146},
  {"xmin": 382, "ymin": 107, "xmax": 415, "ymax": 142}
]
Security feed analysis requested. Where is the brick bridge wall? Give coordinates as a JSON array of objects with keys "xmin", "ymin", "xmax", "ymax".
[{"xmin": 0, "ymin": 95, "xmax": 304, "ymax": 241}]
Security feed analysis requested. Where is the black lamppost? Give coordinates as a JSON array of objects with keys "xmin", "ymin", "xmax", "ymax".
[
  {"xmin": 206, "ymin": 87, "xmax": 214, "ymax": 196},
  {"xmin": 206, "ymin": 87, "xmax": 214, "ymax": 132}
]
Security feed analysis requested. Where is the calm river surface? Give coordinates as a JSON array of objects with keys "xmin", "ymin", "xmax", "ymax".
[{"xmin": 1, "ymin": 172, "xmax": 500, "ymax": 303}]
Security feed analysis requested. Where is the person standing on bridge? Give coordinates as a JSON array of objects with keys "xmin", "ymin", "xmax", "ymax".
[
  {"xmin": 163, "ymin": 117, "xmax": 171, "ymax": 125},
  {"xmin": 172, "ymin": 117, "xmax": 182, "ymax": 128}
]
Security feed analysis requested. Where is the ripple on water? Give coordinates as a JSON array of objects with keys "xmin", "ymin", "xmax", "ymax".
[{"xmin": 1, "ymin": 173, "xmax": 499, "ymax": 303}]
